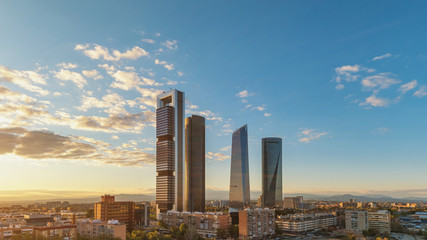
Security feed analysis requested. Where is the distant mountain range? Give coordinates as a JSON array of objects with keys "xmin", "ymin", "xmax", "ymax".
[{"xmin": 0, "ymin": 191, "xmax": 425, "ymax": 207}]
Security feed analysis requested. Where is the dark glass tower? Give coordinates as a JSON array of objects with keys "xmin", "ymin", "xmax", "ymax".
[
  {"xmin": 261, "ymin": 137, "xmax": 282, "ymax": 208},
  {"xmin": 185, "ymin": 115, "xmax": 205, "ymax": 212},
  {"xmin": 229, "ymin": 125, "xmax": 250, "ymax": 210}
]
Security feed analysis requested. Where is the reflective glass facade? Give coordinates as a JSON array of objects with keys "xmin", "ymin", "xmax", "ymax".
[
  {"xmin": 185, "ymin": 115, "xmax": 205, "ymax": 212},
  {"xmin": 261, "ymin": 137, "xmax": 282, "ymax": 208},
  {"xmin": 229, "ymin": 125, "xmax": 250, "ymax": 210}
]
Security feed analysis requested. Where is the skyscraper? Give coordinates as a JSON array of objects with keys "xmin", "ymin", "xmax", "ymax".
[
  {"xmin": 185, "ymin": 115, "xmax": 206, "ymax": 212},
  {"xmin": 156, "ymin": 89, "xmax": 184, "ymax": 213},
  {"xmin": 229, "ymin": 125, "xmax": 250, "ymax": 210},
  {"xmin": 262, "ymin": 137, "xmax": 283, "ymax": 208}
]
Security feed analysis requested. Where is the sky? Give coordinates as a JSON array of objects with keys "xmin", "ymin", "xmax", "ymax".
[{"xmin": 1, "ymin": 0, "xmax": 427, "ymax": 200}]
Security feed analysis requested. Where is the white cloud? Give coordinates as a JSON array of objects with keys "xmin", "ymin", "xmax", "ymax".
[
  {"xmin": 166, "ymin": 80, "xmax": 178, "ymax": 85},
  {"xmin": 253, "ymin": 106, "xmax": 265, "ymax": 111},
  {"xmin": 0, "ymin": 65, "xmax": 49, "ymax": 96},
  {"xmin": 110, "ymin": 70, "xmax": 160, "ymax": 91},
  {"xmin": 77, "ymin": 93, "xmax": 126, "ymax": 115},
  {"xmin": 414, "ymin": 85, "xmax": 427, "ymax": 97},
  {"xmin": 53, "ymin": 69, "xmax": 87, "ymax": 89},
  {"xmin": 162, "ymin": 40, "xmax": 178, "ymax": 50},
  {"xmin": 361, "ymin": 94, "xmax": 390, "ymax": 107},
  {"xmin": 187, "ymin": 104, "xmax": 199, "ymax": 109},
  {"xmin": 154, "ymin": 59, "xmax": 175, "ymax": 71},
  {"xmin": 82, "ymin": 69, "xmax": 103, "ymax": 80},
  {"xmin": 372, "ymin": 53, "xmax": 392, "ymax": 61},
  {"xmin": 57, "ymin": 62, "xmax": 78, "ymax": 69},
  {"xmin": 236, "ymin": 90, "xmax": 253, "ymax": 98},
  {"xmin": 141, "ymin": 39, "xmax": 155, "ymax": 44},
  {"xmin": 298, "ymin": 129, "xmax": 328, "ymax": 143},
  {"xmin": 361, "ymin": 74, "xmax": 400, "ymax": 90},
  {"xmin": 220, "ymin": 146, "xmax": 231, "ymax": 152},
  {"xmin": 206, "ymin": 152, "xmax": 229, "ymax": 162},
  {"xmin": 177, "ymin": 71, "xmax": 184, "ymax": 77},
  {"xmin": 372, "ymin": 127, "xmax": 390, "ymax": 135},
  {"xmin": 264, "ymin": 113, "xmax": 271, "ymax": 117},
  {"xmin": 399, "ymin": 80, "xmax": 418, "ymax": 93},
  {"xmin": 75, "ymin": 44, "xmax": 149, "ymax": 61}
]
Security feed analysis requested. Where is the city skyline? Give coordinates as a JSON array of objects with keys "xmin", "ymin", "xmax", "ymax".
[{"xmin": 2, "ymin": 1, "xmax": 427, "ymax": 200}]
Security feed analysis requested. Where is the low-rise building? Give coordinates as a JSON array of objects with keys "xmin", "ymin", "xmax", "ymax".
[
  {"xmin": 277, "ymin": 213, "xmax": 337, "ymax": 233},
  {"xmin": 76, "ymin": 219, "xmax": 126, "ymax": 240},
  {"xmin": 239, "ymin": 208, "xmax": 275, "ymax": 239},
  {"xmin": 24, "ymin": 214, "xmax": 54, "ymax": 226},
  {"xmin": 60, "ymin": 211, "xmax": 87, "ymax": 224},
  {"xmin": 158, "ymin": 211, "xmax": 229, "ymax": 238}
]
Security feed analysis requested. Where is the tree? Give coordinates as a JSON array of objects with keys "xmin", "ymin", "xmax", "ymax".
[
  {"xmin": 179, "ymin": 223, "xmax": 188, "ymax": 233},
  {"xmin": 229, "ymin": 224, "xmax": 239, "ymax": 239},
  {"xmin": 274, "ymin": 222, "xmax": 282, "ymax": 236},
  {"xmin": 86, "ymin": 209, "xmax": 94, "ymax": 218},
  {"xmin": 157, "ymin": 220, "xmax": 168, "ymax": 229},
  {"xmin": 216, "ymin": 229, "xmax": 227, "ymax": 239}
]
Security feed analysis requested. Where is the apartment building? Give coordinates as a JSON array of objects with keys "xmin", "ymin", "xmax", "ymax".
[
  {"xmin": 159, "ymin": 211, "xmax": 229, "ymax": 238},
  {"xmin": 76, "ymin": 219, "xmax": 126, "ymax": 240},
  {"xmin": 239, "ymin": 208, "xmax": 275, "ymax": 239}
]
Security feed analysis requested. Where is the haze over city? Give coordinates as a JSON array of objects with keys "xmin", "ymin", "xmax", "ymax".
[{"xmin": 2, "ymin": 0, "xmax": 427, "ymax": 203}]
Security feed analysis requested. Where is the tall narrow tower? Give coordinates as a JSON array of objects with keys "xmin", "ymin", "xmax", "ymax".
[
  {"xmin": 185, "ymin": 115, "xmax": 205, "ymax": 212},
  {"xmin": 229, "ymin": 124, "xmax": 250, "ymax": 210},
  {"xmin": 156, "ymin": 89, "xmax": 184, "ymax": 212},
  {"xmin": 261, "ymin": 137, "xmax": 282, "ymax": 208}
]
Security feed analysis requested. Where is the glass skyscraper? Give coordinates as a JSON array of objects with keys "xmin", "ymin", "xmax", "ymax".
[
  {"xmin": 229, "ymin": 124, "xmax": 250, "ymax": 210},
  {"xmin": 261, "ymin": 137, "xmax": 282, "ymax": 208},
  {"xmin": 156, "ymin": 89, "xmax": 184, "ymax": 213},
  {"xmin": 184, "ymin": 115, "xmax": 205, "ymax": 212}
]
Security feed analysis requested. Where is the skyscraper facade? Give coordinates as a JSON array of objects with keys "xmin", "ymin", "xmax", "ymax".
[
  {"xmin": 229, "ymin": 125, "xmax": 250, "ymax": 210},
  {"xmin": 156, "ymin": 89, "xmax": 185, "ymax": 213},
  {"xmin": 262, "ymin": 137, "xmax": 283, "ymax": 208},
  {"xmin": 185, "ymin": 115, "xmax": 205, "ymax": 212}
]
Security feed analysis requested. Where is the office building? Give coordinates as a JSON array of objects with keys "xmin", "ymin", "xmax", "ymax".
[
  {"xmin": 76, "ymin": 219, "xmax": 126, "ymax": 240},
  {"xmin": 158, "ymin": 211, "xmax": 230, "ymax": 238},
  {"xmin": 239, "ymin": 208, "xmax": 275, "ymax": 239},
  {"xmin": 156, "ymin": 89, "xmax": 185, "ymax": 213},
  {"xmin": 368, "ymin": 210, "xmax": 391, "ymax": 234},
  {"xmin": 345, "ymin": 210, "xmax": 390, "ymax": 233},
  {"xmin": 94, "ymin": 195, "xmax": 135, "ymax": 232},
  {"xmin": 262, "ymin": 137, "xmax": 283, "ymax": 208},
  {"xmin": 284, "ymin": 196, "xmax": 304, "ymax": 209},
  {"xmin": 229, "ymin": 125, "xmax": 250, "ymax": 210},
  {"xmin": 185, "ymin": 115, "xmax": 205, "ymax": 212}
]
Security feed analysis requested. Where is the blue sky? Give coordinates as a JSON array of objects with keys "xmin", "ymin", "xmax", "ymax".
[{"xmin": 1, "ymin": 0, "xmax": 427, "ymax": 200}]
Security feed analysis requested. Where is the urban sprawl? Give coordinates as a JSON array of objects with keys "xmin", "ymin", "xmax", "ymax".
[{"xmin": 1, "ymin": 89, "xmax": 426, "ymax": 240}]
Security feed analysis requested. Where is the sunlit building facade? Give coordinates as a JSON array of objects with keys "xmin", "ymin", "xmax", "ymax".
[
  {"xmin": 156, "ymin": 89, "xmax": 185, "ymax": 213},
  {"xmin": 262, "ymin": 137, "xmax": 282, "ymax": 208},
  {"xmin": 185, "ymin": 115, "xmax": 205, "ymax": 212},
  {"xmin": 229, "ymin": 125, "xmax": 250, "ymax": 210},
  {"xmin": 94, "ymin": 195, "xmax": 135, "ymax": 232}
]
